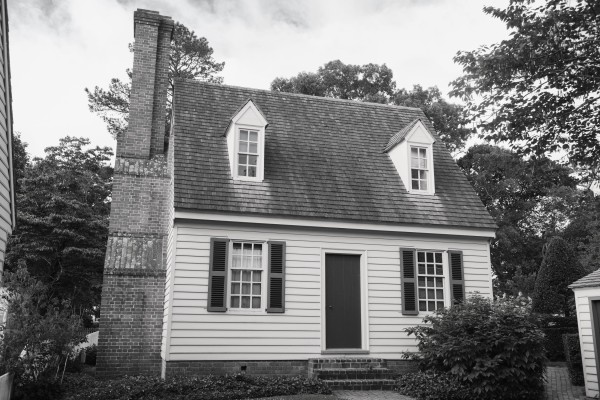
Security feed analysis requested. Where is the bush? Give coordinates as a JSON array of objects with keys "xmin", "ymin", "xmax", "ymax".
[
  {"xmin": 13, "ymin": 377, "xmax": 63, "ymax": 400},
  {"xmin": 395, "ymin": 371, "xmax": 469, "ymax": 400},
  {"xmin": 404, "ymin": 295, "xmax": 546, "ymax": 400},
  {"xmin": 539, "ymin": 315, "xmax": 578, "ymax": 361},
  {"xmin": 563, "ymin": 334, "xmax": 584, "ymax": 386},
  {"xmin": 84, "ymin": 345, "xmax": 97, "ymax": 366},
  {"xmin": 61, "ymin": 373, "xmax": 332, "ymax": 400}
]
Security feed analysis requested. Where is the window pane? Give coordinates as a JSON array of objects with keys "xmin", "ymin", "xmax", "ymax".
[
  {"xmin": 428, "ymin": 289, "xmax": 434, "ymax": 298},
  {"xmin": 436, "ymin": 289, "xmax": 443, "ymax": 299},
  {"xmin": 411, "ymin": 158, "xmax": 419, "ymax": 168},
  {"xmin": 427, "ymin": 277, "xmax": 434, "ymax": 287},
  {"xmin": 252, "ymin": 284, "xmax": 261, "ymax": 295},
  {"xmin": 427, "ymin": 265, "xmax": 434, "ymax": 275},
  {"xmin": 232, "ymin": 255, "xmax": 241, "ymax": 268},
  {"xmin": 242, "ymin": 270, "xmax": 251, "ymax": 281},
  {"xmin": 252, "ymin": 297, "xmax": 261, "ymax": 308},
  {"xmin": 419, "ymin": 158, "xmax": 427, "ymax": 169},
  {"xmin": 421, "ymin": 180, "xmax": 428, "ymax": 190},
  {"xmin": 418, "ymin": 277, "xmax": 425, "ymax": 286},
  {"xmin": 233, "ymin": 243, "xmax": 242, "ymax": 253},
  {"xmin": 435, "ymin": 253, "xmax": 442, "ymax": 263},
  {"xmin": 436, "ymin": 265, "xmax": 443, "ymax": 275},
  {"xmin": 437, "ymin": 301, "xmax": 444, "ymax": 310},
  {"xmin": 240, "ymin": 130, "xmax": 248, "ymax": 141},
  {"xmin": 232, "ymin": 270, "xmax": 241, "ymax": 281},
  {"xmin": 239, "ymin": 142, "xmax": 248, "ymax": 152},
  {"xmin": 238, "ymin": 166, "xmax": 247, "ymax": 176},
  {"xmin": 419, "ymin": 288, "xmax": 426, "ymax": 298},
  {"xmin": 426, "ymin": 253, "xmax": 434, "ymax": 263},
  {"xmin": 249, "ymin": 143, "xmax": 258, "ymax": 153},
  {"xmin": 412, "ymin": 180, "xmax": 419, "ymax": 190},
  {"xmin": 436, "ymin": 277, "xmax": 443, "ymax": 287},
  {"xmin": 253, "ymin": 271, "xmax": 262, "ymax": 281},
  {"xmin": 243, "ymin": 243, "xmax": 252, "ymax": 255},
  {"xmin": 419, "ymin": 148, "xmax": 427, "ymax": 157},
  {"xmin": 231, "ymin": 283, "xmax": 240, "ymax": 294},
  {"xmin": 411, "ymin": 169, "xmax": 419, "ymax": 179},
  {"xmin": 248, "ymin": 155, "xmax": 258, "ymax": 166},
  {"xmin": 249, "ymin": 131, "xmax": 258, "ymax": 141},
  {"xmin": 417, "ymin": 252, "xmax": 425, "ymax": 262},
  {"xmin": 241, "ymin": 296, "xmax": 250, "ymax": 308},
  {"xmin": 411, "ymin": 147, "xmax": 418, "ymax": 157},
  {"xmin": 242, "ymin": 283, "xmax": 250, "ymax": 294},
  {"xmin": 248, "ymin": 166, "xmax": 257, "ymax": 177},
  {"xmin": 231, "ymin": 296, "xmax": 240, "ymax": 308},
  {"xmin": 428, "ymin": 301, "xmax": 435, "ymax": 311},
  {"xmin": 419, "ymin": 301, "xmax": 427, "ymax": 311}
]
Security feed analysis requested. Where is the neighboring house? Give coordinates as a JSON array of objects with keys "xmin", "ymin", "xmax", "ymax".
[
  {"xmin": 0, "ymin": 0, "xmax": 15, "ymax": 273},
  {"xmin": 97, "ymin": 9, "xmax": 496, "ymax": 381},
  {"xmin": 570, "ymin": 269, "xmax": 600, "ymax": 398}
]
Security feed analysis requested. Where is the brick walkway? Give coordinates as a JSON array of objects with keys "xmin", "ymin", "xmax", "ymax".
[
  {"xmin": 545, "ymin": 365, "xmax": 586, "ymax": 400},
  {"xmin": 334, "ymin": 391, "xmax": 413, "ymax": 400}
]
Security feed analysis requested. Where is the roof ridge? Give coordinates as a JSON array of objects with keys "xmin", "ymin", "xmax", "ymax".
[{"xmin": 175, "ymin": 78, "xmax": 425, "ymax": 112}]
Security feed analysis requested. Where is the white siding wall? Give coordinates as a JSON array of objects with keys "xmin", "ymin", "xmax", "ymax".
[
  {"xmin": 164, "ymin": 220, "xmax": 493, "ymax": 361},
  {"xmin": 574, "ymin": 287, "xmax": 600, "ymax": 398}
]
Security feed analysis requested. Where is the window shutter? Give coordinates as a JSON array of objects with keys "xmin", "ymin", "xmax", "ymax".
[
  {"xmin": 449, "ymin": 251, "xmax": 465, "ymax": 305},
  {"xmin": 400, "ymin": 248, "xmax": 418, "ymax": 315},
  {"xmin": 267, "ymin": 241, "xmax": 286, "ymax": 313},
  {"xmin": 207, "ymin": 238, "xmax": 228, "ymax": 312}
]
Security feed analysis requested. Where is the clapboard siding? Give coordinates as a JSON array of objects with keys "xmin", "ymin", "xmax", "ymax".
[
  {"xmin": 164, "ymin": 220, "xmax": 492, "ymax": 361},
  {"xmin": 574, "ymin": 287, "xmax": 600, "ymax": 398}
]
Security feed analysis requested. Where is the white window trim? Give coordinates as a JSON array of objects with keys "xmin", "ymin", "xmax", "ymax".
[
  {"xmin": 233, "ymin": 124, "xmax": 265, "ymax": 182},
  {"xmin": 407, "ymin": 142, "xmax": 435, "ymax": 195},
  {"xmin": 225, "ymin": 240, "xmax": 268, "ymax": 314},
  {"xmin": 414, "ymin": 249, "xmax": 451, "ymax": 314},
  {"xmin": 319, "ymin": 248, "xmax": 370, "ymax": 353}
]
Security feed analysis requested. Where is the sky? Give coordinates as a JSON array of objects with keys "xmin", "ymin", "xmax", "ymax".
[{"xmin": 9, "ymin": 0, "xmax": 509, "ymax": 157}]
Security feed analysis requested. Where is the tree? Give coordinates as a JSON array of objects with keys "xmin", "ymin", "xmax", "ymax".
[
  {"xmin": 86, "ymin": 22, "xmax": 224, "ymax": 139},
  {"xmin": 450, "ymin": 0, "xmax": 600, "ymax": 180},
  {"xmin": 272, "ymin": 60, "xmax": 473, "ymax": 151},
  {"xmin": 457, "ymin": 144, "xmax": 579, "ymax": 295},
  {"xmin": 5, "ymin": 137, "xmax": 113, "ymax": 312},
  {"xmin": 532, "ymin": 236, "xmax": 586, "ymax": 316}
]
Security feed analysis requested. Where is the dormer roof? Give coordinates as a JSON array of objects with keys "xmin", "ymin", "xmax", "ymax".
[
  {"xmin": 223, "ymin": 98, "xmax": 268, "ymax": 135},
  {"xmin": 384, "ymin": 119, "xmax": 435, "ymax": 153},
  {"xmin": 172, "ymin": 80, "xmax": 496, "ymax": 231}
]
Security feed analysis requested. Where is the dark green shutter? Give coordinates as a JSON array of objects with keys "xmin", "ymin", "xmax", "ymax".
[
  {"xmin": 400, "ymin": 248, "xmax": 418, "ymax": 315},
  {"xmin": 207, "ymin": 238, "xmax": 228, "ymax": 312},
  {"xmin": 449, "ymin": 251, "xmax": 465, "ymax": 305},
  {"xmin": 267, "ymin": 241, "xmax": 286, "ymax": 313}
]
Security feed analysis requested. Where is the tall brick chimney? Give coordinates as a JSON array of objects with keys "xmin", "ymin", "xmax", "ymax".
[{"xmin": 97, "ymin": 9, "xmax": 174, "ymax": 378}]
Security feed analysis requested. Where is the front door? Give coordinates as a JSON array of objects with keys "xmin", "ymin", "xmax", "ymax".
[{"xmin": 325, "ymin": 254, "xmax": 362, "ymax": 349}]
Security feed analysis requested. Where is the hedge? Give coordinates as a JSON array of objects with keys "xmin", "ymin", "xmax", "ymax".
[
  {"xmin": 563, "ymin": 334, "xmax": 584, "ymax": 386},
  {"xmin": 538, "ymin": 315, "xmax": 578, "ymax": 361}
]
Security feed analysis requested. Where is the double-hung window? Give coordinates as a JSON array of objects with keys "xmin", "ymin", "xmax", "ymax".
[
  {"xmin": 237, "ymin": 129, "xmax": 259, "ymax": 178},
  {"xmin": 229, "ymin": 242, "xmax": 264, "ymax": 310},
  {"xmin": 416, "ymin": 250, "xmax": 445, "ymax": 312},
  {"xmin": 410, "ymin": 147, "xmax": 428, "ymax": 191}
]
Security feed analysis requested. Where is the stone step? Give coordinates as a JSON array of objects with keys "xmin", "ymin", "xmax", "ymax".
[
  {"xmin": 324, "ymin": 378, "xmax": 397, "ymax": 391},
  {"xmin": 309, "ymin": 358, "xmax": 387, "ymax": 371},
  {"xmin": 315, "ymin": 368, "xmax": 397, "ymax": 380}
]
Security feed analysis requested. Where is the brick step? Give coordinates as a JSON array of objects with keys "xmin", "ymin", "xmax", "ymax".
[
  {"xmin": 309, "ymin": 358, "xmax": 387, "ymax": 371},
  {"xmin": 323, "ymin": 378, "xmax": 397, "ymax": 391},
  {"xmin": 315, "ymin": 368, "xmax": 397, "ymax": 380}
]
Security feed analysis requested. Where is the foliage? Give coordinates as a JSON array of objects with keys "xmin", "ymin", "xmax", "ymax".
[
  {"xmin": 563, "ymin": 333, "xmax": 584, "ymax": 386},
  {"xmin": 538, "ymin": 315, "xmax": 578, "ymax": 361},
  {"xmin": 61, "ymin": 373, "xmax": 332, "ymax": 400},
  {"xmin": 86, "ymin": 22, "xmax": 224, "ymax": 139},
  {"xmin": 404, "ymin": 295, "xmax": 546, "ymax": 400},
  {"xmin": 272, "ymin": 60, "xmax": 472, "ymax": 152},
  {"xmin": 5, "ymin": 137, "xmax": 113, "ymax": 312},
  {"xmin": 395, "ymin": 371, "xmax": 470, "ymax": 400},
  {"xmin": 450, "ymin": 0, "xmax": 600, "ymax": 180},
  {"xmin": 0, "ymin": 266, "xmax": 85, "ymax": 399},
  {"xmin": 457, "ymin": 144, "xmax": 581, "ymax": 295},
  {"xmin": 532, "ymin": 237, "xmax": 586, "ymax": 316}
]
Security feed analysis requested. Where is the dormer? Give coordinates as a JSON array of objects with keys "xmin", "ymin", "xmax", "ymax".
[
  {"xmin": 384, "ymin": 119, "xmax": 436, "ymax": 195},
  {"xmin": 225, "ymin": 100, "xmax": 268, "ymax": 182}
]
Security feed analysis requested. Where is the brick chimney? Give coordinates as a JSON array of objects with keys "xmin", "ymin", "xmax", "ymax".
[{"xmin": 97, "ymin": 9, "xmax": 174, "ymax": 378}]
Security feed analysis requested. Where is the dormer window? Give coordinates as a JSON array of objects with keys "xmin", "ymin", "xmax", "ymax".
[
  {"xmin": 384, "ymin": 119, "xmax": 436, "ymax": 195},
  {"xmin": 225, "ymin": 99, "xmax": 268, "ymax": 182},
  {"xmin": 410, "ymin": 147, "xmax": 429, "ymax": 191},
  {"xmin": 237, "ymin": 129, "xmax": 259, "ymax": 177}
]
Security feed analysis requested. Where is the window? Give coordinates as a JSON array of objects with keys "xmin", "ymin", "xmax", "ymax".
[
  {"xmin": 417, "ymin": 251, "xmax": 445, "ymax": 312},
  {"xmin": 229, "ymin": 242, "xmax": 264, "ymax": 309},
  {"xmin": 237, "ymin": 129, "xmax": 259, "ymax": 178},
  {"xmin": 411, "ymin": 147, "xmax": 428, "ymax": 191}
]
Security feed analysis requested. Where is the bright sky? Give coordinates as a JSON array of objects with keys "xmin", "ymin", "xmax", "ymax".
[{"xmin": 9, "ymin": 0, "xmax": 508, "ymax": 157}]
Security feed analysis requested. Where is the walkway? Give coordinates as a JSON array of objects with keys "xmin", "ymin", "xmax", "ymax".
[
  {"xmin": 545, "ymin": 365, "xmax": 586, "ymax": 400},
  {"xmin": 334, "ymin": 391, "xmax": 412, "ymax": 400}
]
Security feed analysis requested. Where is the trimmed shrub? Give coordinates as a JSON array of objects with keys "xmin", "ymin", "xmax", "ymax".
[
  {"xmin": 539, "ymin": 315, "xmax": 578, "ymax": 361},
  {"xmin": 532, "ymin": 237, "xmax": 586, "ymax": 316},
  {"xmin": 563, "ymin": 334, "xmax": 584, "ymax": 386},
  {"xmin": 404, "ymin": 295, "xmax": 546, "ymax": 400},
  {"xmin": 395, "ymin": 371, "xmax": 469, "ymax": 400},
  {"xmin": 61, "ymin": 373, "xmax": 332, "ymax": 400}
]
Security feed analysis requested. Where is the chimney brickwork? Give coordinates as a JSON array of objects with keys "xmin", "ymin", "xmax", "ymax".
[{"xmin": 97, "ymin": 9, "xmax": 173, "ymax": 378}]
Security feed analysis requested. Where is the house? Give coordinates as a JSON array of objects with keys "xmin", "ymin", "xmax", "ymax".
[
  {"xmin": 97, "ymin": 9, "xmax": 496, "ymax": 383},
  {"xmin": 570, "ymin": 269, "xmax": 600, "ymax": 398}
]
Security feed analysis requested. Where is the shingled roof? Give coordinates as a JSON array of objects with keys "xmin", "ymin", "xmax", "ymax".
[
  {"xmin": 172, "ymin": 80, "xmax": 497, "ymax": 230},
  {"xmin": 570, "ymin": 268, "xmax": 600, "ymax": 289}
]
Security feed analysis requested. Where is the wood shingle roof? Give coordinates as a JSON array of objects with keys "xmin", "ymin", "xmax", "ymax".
[{"xmin": 172, "ymin": 80, "xmax": 497, "ymax": 230}]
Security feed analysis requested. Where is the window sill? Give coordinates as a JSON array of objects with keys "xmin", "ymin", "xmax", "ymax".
[
  {"xmin": 321, "ymin": 349, "xmax": 369, "ymax": 355},
  {"xmin": 232, "ymin": 176, "xmax": 263, "ymax": 183}
]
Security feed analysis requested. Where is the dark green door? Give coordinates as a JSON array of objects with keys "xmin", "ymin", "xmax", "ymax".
[{"xmin": 325, "ymin": 254, "xmax": 361, "ymax": 349}]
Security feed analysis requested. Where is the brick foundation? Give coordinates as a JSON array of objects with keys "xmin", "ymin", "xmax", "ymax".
[
  {"xmin": 162, "ymin": 360, "xmax": 309, "ymax": 379},
  {"xmin": 386, "ymin": 359, "xmax": 419, "ymax": 374}
]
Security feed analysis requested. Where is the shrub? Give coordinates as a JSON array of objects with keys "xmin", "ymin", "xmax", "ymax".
[
  {"xmin": 539, "ymin": 315, "xmax": 578, "ymax": 361},
  {"xmin": 532, "ymin": 236, "xmax": 586, "ymax": 316},
  {"xmin": 61, "ymin": 373, "xmax": 332, "ymax": 400},
  {"xmin": 563, "ymin": 334, "xmax": 584, "ymax": 386},
  {"xmin": 404, "ymin": 295, "xmax": 546, "ymax": 400},
  {"xmin": 395, "ymin": 371, "xmax": 469, "ymax": 400}
]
